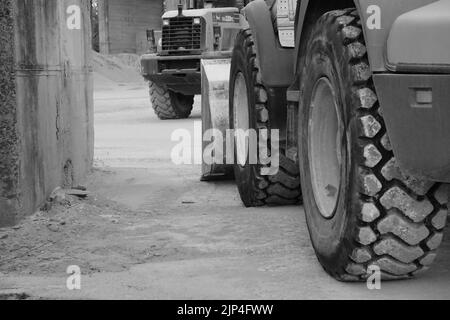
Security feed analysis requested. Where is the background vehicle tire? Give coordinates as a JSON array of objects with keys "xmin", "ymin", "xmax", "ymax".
[
  {"xmin": 299, "ymin": 9, "xmax": 448, "ymax": 281},
  {"xmin": 149, "ymin": 81, "xmax": 194, "ymax": 120},
  {"xmin": 230, "ymin": 29, "xmax": 302, "ymax": 207}
]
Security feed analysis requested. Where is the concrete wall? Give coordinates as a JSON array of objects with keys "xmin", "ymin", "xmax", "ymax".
[
  {"xmin": 0, "ymin": 0, "xmax": 19, "ymax": 225},
  {"xmin": 0, "ymin": 0, "xmax": 94, "ymax": 227},
  {"xmin": 98, "ymin": 0, "xmax": 163, "ymax": 54}
]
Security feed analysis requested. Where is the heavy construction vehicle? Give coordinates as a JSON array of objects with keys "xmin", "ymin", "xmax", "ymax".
[
  {"xmin": 140, "ymin": 0, "xmax": 246, "ymax": 120},
  {"xmin": 204, "ymin": 0, "xmax": 450, "ymax": 281}
]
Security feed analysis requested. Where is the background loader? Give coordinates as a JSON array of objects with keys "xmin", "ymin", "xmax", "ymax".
[
  {"xmin": 141, "ymin": 0, "xmax": 247, "ymax": 120},
  {"xmin": 205, "ymin": 0, "xmax": 450, "ymax": 281}
]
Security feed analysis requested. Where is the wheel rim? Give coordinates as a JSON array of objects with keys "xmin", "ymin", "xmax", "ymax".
[
  {"xmin": 233, "ymin": 72, "xmax": 250, "ymax": 166},
  {"xmin": 308, "ymin": 77, "xmax": 343, "ymax": 219}
]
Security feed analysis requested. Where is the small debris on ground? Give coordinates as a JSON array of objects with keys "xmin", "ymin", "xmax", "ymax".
[
  {"xmin": 49, "ymin": 187, "xmax": 66, "ymax": 203},
  {"xmin": 65, "ymin": 189, "xmax": 90, "ymax": 198},
  {"xmin": 0, "ymin": 293, "xmax": 32, "ymax": 300},
  {"xmin": 50, "ymin": 187, "xmax": 90, "ymax": 201},
  {"xmin": 47, "ymin": 224, "xmax": 60, "ymax": 233}
]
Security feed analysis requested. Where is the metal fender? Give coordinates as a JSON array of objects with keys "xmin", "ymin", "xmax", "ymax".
[
  {"xmin": 294, "ymin": 0, "xmax": 437, "ymax": 73},
  {"xmin": 386, "ymin": 0, "xmax": 450, "ymax": 73},
  {"xmin": 243, "ymin": 0, "xmax": 295, "ymax": 87}
]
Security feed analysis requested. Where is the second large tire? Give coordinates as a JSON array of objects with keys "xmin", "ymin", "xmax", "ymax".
[
  {"xmin": 149, "ymin": 81, "xmax": 194, "ymax": 120},
  {"xmin": 229, "ymin": 29, "xmax": 302, "ymax": 207}
]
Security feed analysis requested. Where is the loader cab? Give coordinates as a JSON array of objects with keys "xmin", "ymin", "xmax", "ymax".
[
  {"xmin": 165, "ymin": 0, "xmax": 199, "ymax": 11},
  {"xmin": 173, "ymin": 0, "xmax": 241, "ymax": 10},
  {"xmin": 181, "ymin": 0, "xmax": 199, "ymax": 9},
  {"xmin": 203, "ymin": 0, "xmax": 244, "ymax": 8}
]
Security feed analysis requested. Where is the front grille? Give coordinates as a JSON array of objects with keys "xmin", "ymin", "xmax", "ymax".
[{"xmin": 162, "ymin": 17, "xmax": 201, "ymax": 52}]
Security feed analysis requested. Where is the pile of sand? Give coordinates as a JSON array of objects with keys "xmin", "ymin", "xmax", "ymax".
[
  {"xmin": 112, "ymin": 53, "xmax": 142, "ymax": 72},
  {"xmin": 93, "ymin": 51, "xmax": 145, "ymax": 89}
]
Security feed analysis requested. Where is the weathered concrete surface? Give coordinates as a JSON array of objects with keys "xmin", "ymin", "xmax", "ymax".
[
  {"xmin": 0, "ymin": 0, "xmax": 94, "ymax": 227},
  {"xmin": 0, "ymin": 0, "xmax": 19, "ymax": 225},
  {"xmin": 98, "ymin": 0, "xmax": 163, "ymax": 54}
]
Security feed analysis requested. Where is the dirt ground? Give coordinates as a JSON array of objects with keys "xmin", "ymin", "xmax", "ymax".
[{"xmin": 1, "ymin": 59, "xmax": 450, "ymax": 300}]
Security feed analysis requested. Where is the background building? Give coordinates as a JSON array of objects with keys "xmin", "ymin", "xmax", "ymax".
[{"xmin": 98, "ymin": 0, "xmax": 164, "ymax": 54}]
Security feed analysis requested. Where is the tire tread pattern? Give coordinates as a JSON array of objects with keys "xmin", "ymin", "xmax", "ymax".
[
  {"xmin": 149, "ymin": 81, "xmax": 193, "ymax": 120},
  {"xmin": 234, "ymin": 30, "xmax": 302, "ymax": 206},
  {"xmin": 310, "ymin": 9, "xmax": 448, "ymax": 281}
]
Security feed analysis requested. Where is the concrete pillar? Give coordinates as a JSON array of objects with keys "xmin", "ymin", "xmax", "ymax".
[
  {"xmin": 0, "ymin": 0, "xmax": 19, "ymax": 225},
  {"xmin": 98, "ymin": 0, "xmax": 110, "ymax": 54},
  {"xmin": 0, "ymin": 0, "xmax": 94, "ymax": 227}
]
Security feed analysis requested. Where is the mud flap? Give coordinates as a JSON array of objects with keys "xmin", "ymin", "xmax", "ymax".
[{"xmin": 200, "ymin": 59, "xmax": 234, "ymax": 181}]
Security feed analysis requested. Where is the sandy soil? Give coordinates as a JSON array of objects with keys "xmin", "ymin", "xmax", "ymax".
[{"xmin": 1, "ymin": 58, "xmax": 450, "ymax": 300}]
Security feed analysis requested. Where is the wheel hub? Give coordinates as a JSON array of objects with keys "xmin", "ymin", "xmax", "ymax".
[
  {"xmin": 308, "ymin": 77, "xmax": 344, "ymax": 219},
  {"xmin": 233, "ymin": 72, "xmax": 250, "ymax": 166}
]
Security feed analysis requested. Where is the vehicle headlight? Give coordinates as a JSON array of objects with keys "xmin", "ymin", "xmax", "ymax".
[
  {"xmin": 162, "ymin": 19, "xmax": 170, "ymax": 26},
  {"xmin": 193, "ymin": 18, "xmax": 201, "ymax": 25}
]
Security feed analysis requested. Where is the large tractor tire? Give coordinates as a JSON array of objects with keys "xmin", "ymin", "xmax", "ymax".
[
  {"xmin": 149, "ymin": 81, "xmax": 194, "ymax": 120},
  {"xmin": 229, "ymin": 29, "xmax": 302, "ymax": 207},
  {"xmin": 299, "ymin": 9, "xmax": 448, "ymax": 281}
]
